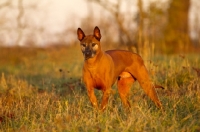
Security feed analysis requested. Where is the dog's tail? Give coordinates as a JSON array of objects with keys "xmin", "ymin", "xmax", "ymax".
[{"xmin": 154, "ymin": 84, "xmax": 164, "ymax": 89}]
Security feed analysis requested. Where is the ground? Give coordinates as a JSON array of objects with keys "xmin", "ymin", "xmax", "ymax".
[{"xmin": 0, "ymin": 45, "xmax": 199, "ymax": 131}]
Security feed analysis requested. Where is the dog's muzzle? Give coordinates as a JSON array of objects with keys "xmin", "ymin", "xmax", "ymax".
[
  {"xmin": 82, "ymin": 48, "xmax": 97, "ymax": 60},
  {"xmin": 81, "ymin": 44, "xmax": 98, "ymax": 60},
  {"xmin": 83, "ymin": 50, "xmax": 93, "ymax": 60}
]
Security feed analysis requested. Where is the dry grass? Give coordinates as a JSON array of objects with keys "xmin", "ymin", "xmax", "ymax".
[{"xmin": 0, "ymin": 46, "xmax": 200, "ymax": 131}]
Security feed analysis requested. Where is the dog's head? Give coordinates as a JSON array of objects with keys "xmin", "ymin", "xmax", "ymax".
[{"xmin": 77, "ymin": 26, "xmax": 101, "ymax": 60}]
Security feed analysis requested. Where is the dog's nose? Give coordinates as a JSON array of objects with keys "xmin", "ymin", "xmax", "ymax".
[
  {"xmin": 85, "ymin": 51, "xmax": 91, "ymax": 55},
  {"xmin": 85, "ymin": 48, "xmax": 92, "ymax": 54},
  {"xmin": 84, "ymin": 50, "xmax": 93, "ymax": 60}
]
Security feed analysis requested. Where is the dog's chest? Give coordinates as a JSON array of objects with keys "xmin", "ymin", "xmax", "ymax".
[{"xmin": 88, "ymin": 69, "xmax": 106, "ymax": 90}]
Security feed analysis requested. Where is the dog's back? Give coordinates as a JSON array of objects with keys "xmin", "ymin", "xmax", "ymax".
[
  {"xmin": 105, "ymin": 50, "xmax": 144, "ymax": 79},
  {"xmin": 106, "ymin": 50, "xmax": 143, "ymax": 65}
]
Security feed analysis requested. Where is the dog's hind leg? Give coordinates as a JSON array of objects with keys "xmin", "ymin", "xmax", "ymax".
[
  {"xmin": 117, "ymin": 72, "xmax": 135, "ymax": 108},
  {"xmin": 130, "ymin": 65, "xmax": 162, "ymax": 109}
]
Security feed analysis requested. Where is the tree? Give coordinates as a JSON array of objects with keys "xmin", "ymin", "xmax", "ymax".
[
  {"xmin": 16, "ymin": 0, "xmax": 24, "ymax": 46},
  {"xmin": 88, "ymin": 0, "xmax": 141, "ymax": 53},
  {"xmin": 164, "ymin": 0, "xmax": 191, "ymax": 53},
  {"xmin": 0, "ymin": 0, "xmax": 49, "ymax": 46}
]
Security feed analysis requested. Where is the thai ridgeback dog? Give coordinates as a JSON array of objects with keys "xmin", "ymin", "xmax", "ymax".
[{"xmin": 77, "ymin": 26, "xmax": 163, "ymax": 111}]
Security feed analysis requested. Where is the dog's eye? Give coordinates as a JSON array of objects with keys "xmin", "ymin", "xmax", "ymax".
[
  {"xmin": 81, "ymin": 44, "xmax": 86, "ymax": 47},
  {"xmin": 92, "ymin": 43, "xmax": 96, "ymax": 47}
]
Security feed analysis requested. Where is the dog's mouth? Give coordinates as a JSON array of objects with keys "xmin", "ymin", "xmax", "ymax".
[
  {"xmin": 83, "ymin": 50, "xmax": 96, "ymax": 60},
  {"xmin": 84, "ymin": 54, "xmax": 93, "ymax": 60}
]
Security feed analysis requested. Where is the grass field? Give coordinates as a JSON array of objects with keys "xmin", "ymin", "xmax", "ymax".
[{"xmin": 0, "ymin": 45, "xmax": 200, "ymax": 131}]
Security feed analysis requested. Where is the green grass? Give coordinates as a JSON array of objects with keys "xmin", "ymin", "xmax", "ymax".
[{"xmin": 0, "ymin": 46, "xmax": 200, "ymax": 131}]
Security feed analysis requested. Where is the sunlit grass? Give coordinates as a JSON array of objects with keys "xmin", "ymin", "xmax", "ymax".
[{"xmin": 0, "ymin": 46, "xmax": 199, "ymax": 131}]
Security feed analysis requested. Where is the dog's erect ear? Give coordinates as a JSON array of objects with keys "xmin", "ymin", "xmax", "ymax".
[
  {"xmin": 77, "ymin": 28, "xmax": 85, "ymax": 41},
  {"xmin": 93, "ymin": 26, "xmax": 101, "ymax": 41}
]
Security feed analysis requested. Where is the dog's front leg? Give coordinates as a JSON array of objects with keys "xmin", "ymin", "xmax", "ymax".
[
  {"xmin": 87, "ymin": 88, "xmax": 98, "ymax": 109},
  {"xmin": 100, "ymin": 88, "xmax": 111, "ymax": 111}
]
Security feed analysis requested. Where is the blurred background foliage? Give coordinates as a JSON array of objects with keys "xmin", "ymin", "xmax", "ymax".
[{"xmin": 0, "ymin": 0, "xmax": 199, "ymax": 54}]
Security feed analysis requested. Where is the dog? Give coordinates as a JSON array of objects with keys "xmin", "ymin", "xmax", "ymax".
[{"xmin": 77, "ymin": 26, "xmax": 163, "ymax": 111}]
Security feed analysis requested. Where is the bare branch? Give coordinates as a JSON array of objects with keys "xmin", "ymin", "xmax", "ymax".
[
  {"xmin": 88, "ymin": 0, "xmax": 138, "ymax": 52},
  {"xmin": 88, "ymin": 0, "xmax": 116, "ymax": 15},
  {"xmin": 16, "ymin": 0, "xmax": 24, "ymax": 46},
  {"xmin": 0, "ymin": 1, "xmax": 11, "ymax": 9}
]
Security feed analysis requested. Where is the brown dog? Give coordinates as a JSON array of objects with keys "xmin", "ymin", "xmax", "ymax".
[{"xmin": 77, "ymin": 26, "xmax": 163, "ymax": 111}]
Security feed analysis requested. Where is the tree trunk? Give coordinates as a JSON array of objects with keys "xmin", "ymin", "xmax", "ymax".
[
  {"xmin": 164, "ymin": 0, "xmax": 191, "ymax": 53},
  {"xmin": 137, "ymin": 0, "xmax": 144, "ymax": 54}
]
